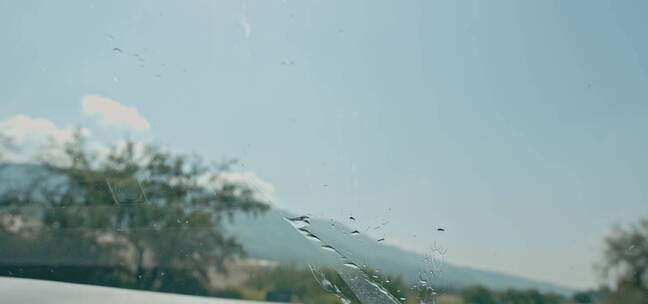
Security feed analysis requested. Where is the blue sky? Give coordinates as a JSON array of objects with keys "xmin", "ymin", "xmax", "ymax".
[{"xmin": 2, "ymin": 0, "xmax": 648, "ymax": 289}]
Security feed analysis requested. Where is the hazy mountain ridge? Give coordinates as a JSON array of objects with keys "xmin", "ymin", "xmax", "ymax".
[{"xmin": 228, "ymin": 208, "xmax": 574, "ymax": 295}]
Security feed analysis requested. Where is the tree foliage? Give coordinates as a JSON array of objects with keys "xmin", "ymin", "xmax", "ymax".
[
  {"xmin": 600, "ymin": 218, "xmax": 648, "ymax": 303},
  {"xmin": 462, "ymin": 286, "xmax": 498, "ymax": 304},
  {"xmin": 0, "ymin": 130, "xmax": 269, "ymax": 294},
  {"xmin": 462, "ymin": 286, "xmax": 564, "ymax": 304}
]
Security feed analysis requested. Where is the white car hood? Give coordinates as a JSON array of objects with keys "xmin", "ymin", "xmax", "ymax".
[{"xmin": 0, "ymin": 277, "xmax": 282, "ymax": 304}]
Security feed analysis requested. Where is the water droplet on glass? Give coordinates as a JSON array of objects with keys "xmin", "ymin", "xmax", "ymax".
[
  {"xmin": 399, "ymin": 297, "xmax": 406, "ymax": 301},
  {"xmin": 321, "ymin": 278, "xmax": 334, "ymax": 291},
  {"xmin": 321, "ymin": 245, "xmax": 339, "ymax": 254},
  {"xmin": 305, "ymin": 233, "xmax": 321, "ymax": 242},
  {"xmin": 377, "ymin": 238, "xmax": 385, "ymax": 242},
  {"xmin": 287, "ymin": 215, "xmax": 310, "ymax": 224},
  {"xmin": 112, "ymin": 47, "xmax": 123, "ymax": 54},
  {"xmin": 437, "ymin": 228, "xmax": 445, "ymax": 232},
  {"xmin": 349, "ymin": 216, "xmax": 356, "ymax": 221},
  {"xmin": 343, "ymin": 262, "xmax": 361, "ymax": 270},
  {"xmin": 106, "ymin": 179, "xmax": 148, "ymax": 204},
  {"xmin": 351, "ymin": 230, "xmax": 360, "ymax": 236}
]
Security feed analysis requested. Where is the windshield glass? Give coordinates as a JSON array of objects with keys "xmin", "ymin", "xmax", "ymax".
[{"xmin": 1, "ymin": 1, "xmax": 647, "ymax": 304}]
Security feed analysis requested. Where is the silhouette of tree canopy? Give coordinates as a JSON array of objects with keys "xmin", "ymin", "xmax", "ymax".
[
  {"xmin": 600, "ymin": 217, "xmax": 648, "ymax": 303},
  {"xmin": 0, "ymin": 132, "xmax": 15, "ymax": 162},
  {"xmin": 0, "ymin": 130, "xmax": 268, "ymax": 293},
  {"xmin": 462, "ymin": 286, "xmax": 498, "ymax": 304}
]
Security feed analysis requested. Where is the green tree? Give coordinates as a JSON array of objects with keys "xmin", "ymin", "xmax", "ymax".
[
  {"xmin": 601, "ymin": 218, "xmax": 648, "ymax": 291},
  {"xmin": 572, "ymin": 291, "xmax": 593, "ymax": 303},
  {"xmin": 0, "ymin": 130, "xmax": 269, "ymax": 294},
  {"xmin": 0, "ymin": 132, "xmax": 15, "ymax": 162},
  {"xmin": 246, "ymin": 265, "xmax": 341, "ymax": 304},
  {"xmin": 599, "ymin": 217, "xmax": 648, "ymax": 303},
  {"xmin": 499, "ymin": 289, "xmax": 562, "ymax": 304},
  {"xmin": 462, "ymin": 286, "xmax": 498, "ymax": 304}
]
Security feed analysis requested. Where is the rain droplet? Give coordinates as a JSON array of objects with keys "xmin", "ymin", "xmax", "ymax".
[
  {"xmin": 399, "ymin": 297, "xmax": 406, "ymax": 301},
  {"xmin": 132, "ymin": 53, "xmax": 145, "ymax": 63},
  {"xmin": 106, "ymin": 179, "xmax": 148, "ymax": 204},
  {"xmin": 321, "ymin": 245, "xmax": 339, "ymax": 254},
  {"xmin": 321, "ymin": 278, "xmax": 334, "ymax": 291},
  {"xmin": 305, "ymin": 233, "xmax": 321, "ymax": 242},
  {"xmin": 285, "ymin": 215, "xmax": 311, "ymax": 228},
  {"xmin": 343, "ymin": 262, "xmax": 361, "ymax": 270},
  {"xmin": 287, "ymin": 215, "xmax": 311, "ymax": 224},
  {"xmin": 437, "ymin": 228, "xmax": 445, "ymax": 232},
  {"xmin": 377, "ymin": 238, "xmax": 385, "ymax": 242},
  {"xmin": 351, "ymin": 230, "xmax": 360, "ymax": 236},
  {"xmin": 349, "ymin": 216, "xmax": 356, "ymax": 221},
  {"xmin": 112, "ymin": 47, "xmax": 123, "ymax": 54}
]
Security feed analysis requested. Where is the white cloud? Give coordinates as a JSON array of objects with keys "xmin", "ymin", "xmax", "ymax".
[
  {"xmin": 0, "ymin": 115, "xmax": 75, "ymax": 144},
  {"xmin": 0, "ymin": 115, "xmax": 84, "ymax": 162},
  {"xmin": 218, "ymin": 171, "xmax": 276, "ymax": 203},
  {"xmin": 82, "ymin": 95, "xmax": 150, "ymax": 131}
]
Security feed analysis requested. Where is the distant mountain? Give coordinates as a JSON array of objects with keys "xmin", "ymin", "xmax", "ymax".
[
  {"xmin": 228, "ymin": 208, "xmax": 574, "ymax": 296},
  {"xmin": 0, "ymin": 163, "xmax": 573, "ymax": 295}
]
